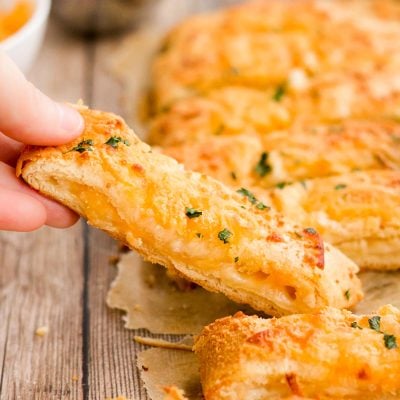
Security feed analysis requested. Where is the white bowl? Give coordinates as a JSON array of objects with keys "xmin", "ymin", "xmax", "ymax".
[{"xmin": 0, "ymin": 0, "xmax": 51, "ymax": 73}]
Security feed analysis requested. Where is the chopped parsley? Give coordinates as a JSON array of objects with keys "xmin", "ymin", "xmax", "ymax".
[
  {"xmin": 218, "ymin": 229, "xmax": 232, "ymax": 244},
  {"xmin": 69, "ymin": 139, "xmax": 94, "ymax": 153},
  {"xmin": 231, "ymin": 171, "xmax": 237, "ymax": 181},
  {"xmin": 351, "ymin": 321, "xmax": 362, "ymax": 330},
  {"xmin": 391, "ymin": 135, "xmax": 400, "ymax": 143},
  {"xmin": 276, "ymin": 181, "xmax": 292, "ymax": 189},
  {"xmin": 185, "ymin": 207, "xmax": 202, "ymax": 219},
  {"xmin": 368, "ymin": 316, "xmax": 381, "ymax": 332},
  {"xmin": 334, "ymin": 183, "xmax": 347, "ymax": 190},
  {"xmin": 236, "ymin": 188, "xmax": 270, "ymax": 211},
  {"xmin": 196, "ymin": 233, "xmax": 203, "ymax": 238},
  {"xmin": 105, "ymin": 136, "xmax": 130, "ymax": 148},
  {"xmin": 256, "ymin": 202, "xmax": 270, "ymax": 210},
  {"xmin": 237, "ymin": 188, "xmax": 257, "ymax": 204},
  {"xmin": 255, "ymin": 152, "xmax": 272, "ymax": 177},
  {"xmin": 272, "ymin": 82, "xmax": 287, "ymax": 102},
  {"xmin": 344, "ymin": 290, "xmax": 351, "ymax": 300},
  {"xmin": 230, "ymin": 66, "xmax": 240, "ymax": 75},
  {"xmin": 384, "ymin": 334, "xmax": 398, "ymax": 349},
  {"xmin": 158, "ymin": 41, "xmax": 170, "ymax": 54},
  {"xmin": 214, "ymin": 125, "xmax": 224, "ymax": 136},
  {"xmin": 234, "ymin": 256, "xmax": 239, "ymax": 263},
  {"xmin": 304, "ymin": 227, "xmax": 317, "ymax": 235},
  {"xmin": 300, "ymin": 181, "xmax": 307, "ymax": 189}
]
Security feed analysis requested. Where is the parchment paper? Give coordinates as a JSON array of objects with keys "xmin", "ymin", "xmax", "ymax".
[{"xmin": 107, "ymin": 252, "xmax": 258, "ymax": 334}]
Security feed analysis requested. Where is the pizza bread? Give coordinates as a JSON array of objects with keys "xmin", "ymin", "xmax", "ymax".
[
  {"xmin": 194, "ymin": 305, "xmax": 400, "ymax": 400},
  {"xmin": 17, "ymin": 105, "xmax": 362, "ymax": 316}
]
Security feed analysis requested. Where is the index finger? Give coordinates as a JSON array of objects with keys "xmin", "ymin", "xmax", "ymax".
[{"xmin": 0, "ymin": 52, "xmax": 84, "ymax": 145}]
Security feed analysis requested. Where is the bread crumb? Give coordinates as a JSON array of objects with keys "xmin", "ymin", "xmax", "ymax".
[
  {"xmin": 163, "ymin": 386, "xmax": 188, "ymax": 400},
  {"xmin": 109, "ymin": 255, "xmax": 120, "ymax": 266},
  {"xmin": 35, "ymin": 326, "xmax": 48, "ymax": 337},
  {"xmin": 72, "ymin": 375, "xmax": 79, "ymax": 382},
  {"xmin": 118, "ymin": 242, "xmax": 130, "ymax": 253}
]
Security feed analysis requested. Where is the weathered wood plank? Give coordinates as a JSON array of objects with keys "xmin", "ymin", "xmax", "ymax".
[{"xmin": 0, "ymin": 21, "xmax": 86, "ymax": 400}]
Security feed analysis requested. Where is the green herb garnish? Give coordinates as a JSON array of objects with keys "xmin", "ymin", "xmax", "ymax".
[
  {"xmin": 384, "ymin": 334, "xmax": 398, "ymax": 349},
  {"xmin": 335, "ymin": 184, "xmax": 347, "ymax": 190},
  {"xmin": 304, "ymin": 227, "xmax": 317, "ymax": 235},
  {"xmin": 231, "ymin": 171, "xmax": 237, "ymax": 181},
  {"xmin": 214, "ymin": 125, "xmax": 224, "ymax": 136},
  {"xmin": 69, "ymin": 139, "xmax": 94, "ymax": 153},
  {"xmin": 255, "ymin": 152, "xmax": 272, "ymax": 177},
  {"xmin": 196, "ymin": 233, "xmax": 203, "ymax": 238},
  {"xmin": 105, "ymin": 136, "xmax": 130, "ymax": 148},
  {"xmin": 351, "ymin": 321, "xmax": 362, "ymax": 330},
  {"xmin": 237, "ymin": 188, "xmax": 258, "ymax": 204},
  {"xmin": 368, "ymin": 316, "xmax": 381, "ymax": 332},
  {"xmin": 256, "ymin": 202, "xmax": 270, "ymax": 210},
  {"xmin": 185, "ymin": 207, "xmax": 202, "ymax": 219},
  {"xmin": 272, "ymin": 82, "xmax": 287, "ymax": 102},
  {"xmin": 234, "ymin": 256, "xmax": 239, "ymax": 263},
  {"xmin": 237, "ymin": 188, "xmax": 269, "ymax": 210},
  {"xmin": 230, "ymin": 66, "xmax": 240, "ymax": 75},
  {"xmin": 276, "ymin": 182, "xmax": 292, "ymax": 189},
  {"xmin": 344, "ymin": 290, "xmax": 351, "ymax": 300},
  {"xmin": 391, "ymin": 135, "xmax": 400, "ymax": 143},
  {"xmin": 218, "ymin": 229, "xmax": 232, "ymax": 244}
]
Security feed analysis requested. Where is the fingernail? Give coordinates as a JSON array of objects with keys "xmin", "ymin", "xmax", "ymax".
[{"xmin": 58, "ymin": 104, "xmax": 84, "ymax": 137}]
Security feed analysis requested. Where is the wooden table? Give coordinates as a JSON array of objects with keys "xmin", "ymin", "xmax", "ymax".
[{"xmin": 0, "ymin": 1, "xmax": 241, "ymax": 398}]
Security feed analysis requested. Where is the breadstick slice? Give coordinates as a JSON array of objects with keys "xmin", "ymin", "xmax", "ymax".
[
  {"xmin": 194, "ymin": 305, "xmax": 400, "ymax": 400},
  {"xmin": 17, "ymin": 106, "xmax": 362, "ymax": 316}
]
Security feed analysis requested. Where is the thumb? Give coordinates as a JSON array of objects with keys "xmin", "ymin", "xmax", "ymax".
[{"xmin": 0, "ymin": 52, "xmax": 83, "ymax": 146}]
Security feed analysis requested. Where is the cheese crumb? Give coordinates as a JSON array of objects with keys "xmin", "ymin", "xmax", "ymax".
[{"xmin": 35, "ymin": 326, "xmax": 48, "ymax": 337}]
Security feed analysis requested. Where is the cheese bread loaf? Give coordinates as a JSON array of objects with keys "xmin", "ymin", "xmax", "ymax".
[
  {"xmin": 161, "ymin": 120, "xmax": 400, "ymax": 187},
  {"xmin": 150, "ymin": 0, "xmax": 400, "ymax": 145},
  {"xmin": 194, "ymin": 305, "xmax": 400, "ymax": 400},
  {"xmin": 265, "ymin": 171, "xmax": 400, "ymax": 270},
  {"xmin": 17, "ymin": 106, "xmax": 362, "ymax": 316}
]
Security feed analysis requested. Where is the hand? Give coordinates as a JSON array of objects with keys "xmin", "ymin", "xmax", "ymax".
[{"xmin": 0, "ymin": 52, "xmax": 84, "ymax": 232}]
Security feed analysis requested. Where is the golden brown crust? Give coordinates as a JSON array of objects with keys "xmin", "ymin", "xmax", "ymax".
[
  {"xmin": 161, "ymin": 120, "xmax": 400, "ymax": 187},
  {"xmin": 265, "ymin": 170, "xmax": 400, "ymax": 270},
  {"xmin": 150, "ymin": 0, "xmax": 400, "ymax": 145},
  {"xmin": 194, "ymin": 305, "xmax": 400, "ymax": 400},
  {"xmin": 163, "ymin": 386, "xmax": 188, "ymax": 400},
  {"xmin": 17, "ymin": 106, "xmax": 362, "ymax": 316},
  {"xmin": 160, "ymin": 126, "xmax": 400, "ymax": 270}
]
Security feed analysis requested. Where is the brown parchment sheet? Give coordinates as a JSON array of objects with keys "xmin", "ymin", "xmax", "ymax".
[
  {"xmin": 137, "ymin": 347, "xmax": 199, "ymax": 400},
  {"xmin": 107, "ymin": 251, "xmax": 258, "ymax": 335},
  {"xmin": 107, "ymin": 252, "xmax": 400, "ymax": 400}
]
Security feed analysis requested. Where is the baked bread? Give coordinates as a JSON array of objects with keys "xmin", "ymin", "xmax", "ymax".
[
  {"xmin": 194, "ymin": 305, "xmax": 400, "ymax": 400},
  {"xmin": 161, "ymin": 120, "xmax": 400, "ymax": 187},
  {"xmin": 17, "ymin": 106, "xmax": 362, "ymax": 316},
  {"xmin": 163, "ymin": 387, "xmax": 188, "ymax": 400},
  {"xmin": 149, "ymin": 0, "xmax": 400, "ymax": 145},
  {"xmin": 265, "ymin": 170, "xmax": 400, "ymax": 270}
]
